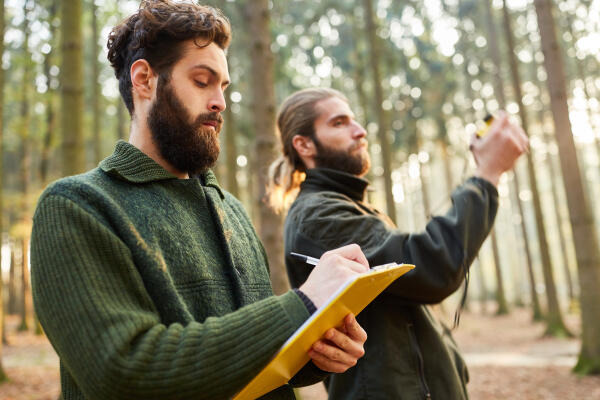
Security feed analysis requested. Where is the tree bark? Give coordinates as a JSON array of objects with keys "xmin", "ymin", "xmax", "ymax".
[
  {"xmin": 537, "ymin": 107, "xmax": 576, "ymax": 305},
  {"xmin": 91, "ymin": 0, "xmax": 101, "ymax": 164},
  {"xmin": 18, "ymin": 238, "xmax": 32, "ymax": 332},
  {"xmin": 483, "ymin": 0, "xmax": 541, "ymax": 319},
  {"xmin": 223, "ymin": 102, "xmax": 239, "ymax": 198},
  {"xmin": 244, "ymin": 0, "xmax": 289, "ymax": 295},
  {"xmin": 490, "ymin": 230, "xmax": 509, "ymax": 314},
  {"xmin": 362, "ymin": 0, "xmax": 396, "ymax": 223},
  {"xmin": 40, "ymin": 0, "xmax": 57, "ymax": 185},
  {"xmin": 8, "ymin": 244, "xmax": 16, "ymax": 316},
  {"xmin": 475, "ymin": 257, "xmax": 488, "ymax": 314},
  {"xmin": 503, "ymin": 0, "xmax": 569, "ymax": 336},
  {"xmin": 0, "ymin": 0, "xmax": 6, "ymax": 381},
  {"xmin": 534, "ymin": 0, "xmax": 600, "ymax": 373},
  {"xmin": 61, "ymin": 0, "xmax": 85, "ymax": 175}
]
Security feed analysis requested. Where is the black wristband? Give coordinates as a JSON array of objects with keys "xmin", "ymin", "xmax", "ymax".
[{"xmin": 293, "ymin": 288, "xmax": 317, "ymax": 315}]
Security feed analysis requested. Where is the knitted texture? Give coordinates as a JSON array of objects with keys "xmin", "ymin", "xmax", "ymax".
[{"xmin": 31, "ymin": 141, "xmax": 309, "ymax": 400}]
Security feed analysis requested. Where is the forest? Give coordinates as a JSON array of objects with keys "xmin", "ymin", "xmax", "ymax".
[{"xmin": 0, "ymin": 0, "xmax": 599, "ymax": 398}]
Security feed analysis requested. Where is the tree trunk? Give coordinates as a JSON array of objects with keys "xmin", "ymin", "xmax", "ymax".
[
  {"xmin": 362, "ymin": 0, "xmax": 396, "ymax": 223},
  {"xmin": 8, "ymin": 244, "xmax": 17, "ymax": 315},
  {"xmin": 483, "ymin": 0, "xmax": 540, "ymax": 317},
  {"xmin": 244, "ymin": 0, "xmax": 289, "ymax": 295},
  {"xmin": 91, "ymin": 0, "xmax": 101, "ymax": 165},
  {"xmin": 537, "ymin": 108, "xmax": 576, "ymax": 305},
  {"xmin": 18, "ymin": 238, "xmax": 32, "ymax": 332},
  {"xmin": 534, "ymin": 0, "xmax": 600, "ymax": 373},
  {"xmin": 40, "ymin": 0, "xmax": 57, "ymax": 185},
  {"xmin": 117, "ymin": 99, "xmax": 128, "ymax": 141},
  {"xmin": 61, "ymin": 0, "xmax": 85, "ymax": 175},
  {"xmin": 475, "ymin": 257, "xmax": 487, "ymax": 314},
  {"xmin": 0, "ymin": 0, "xmax": 6, "ymax": 381},
  {"xmin": 17, "ymin": 0, "xmax": 32, "ymax": 333},
  {"xmin": 490, "ymin": 230, "xmax": 509, "ymax": 314},
  {"xmin": 503, "ymin": 0, "xmax": 569, "ymax": 336},
  {"xmin": 416, "ymin": 129, "xmax": 431, "ymax": 220},
  {"xmin": 223, "ymin": 103, "xmax": 239, "ymax": 198}
]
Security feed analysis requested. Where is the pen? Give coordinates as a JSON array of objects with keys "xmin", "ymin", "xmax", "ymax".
[{"xmin": 290, "ymin": 252, "xmax": 319, "ymax": 266}]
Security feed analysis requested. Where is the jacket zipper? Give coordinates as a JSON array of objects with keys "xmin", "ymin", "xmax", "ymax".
[{"xmin": 407, "ymin": 323, "xmax": 432, "ymax": 400}]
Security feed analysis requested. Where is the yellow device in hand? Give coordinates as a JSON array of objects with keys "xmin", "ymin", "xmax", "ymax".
[{"xmin": 476, "ymin": 114, "xmax": 494, "ymax": 137}]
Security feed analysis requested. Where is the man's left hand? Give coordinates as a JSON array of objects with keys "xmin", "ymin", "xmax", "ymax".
[{"xmin": 308, "ymin": 313, "xmax": 367, "ymax": 373}]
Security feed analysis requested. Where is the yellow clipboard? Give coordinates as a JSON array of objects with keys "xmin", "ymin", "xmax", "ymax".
[{"xmin": 233, "ymin": 263, "xmax": 415, "ymax": 400}]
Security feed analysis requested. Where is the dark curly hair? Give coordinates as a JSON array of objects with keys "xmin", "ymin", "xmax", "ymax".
[{"xmin": 107, "ymin": 0, "xmax": 231, "ymax": 115}]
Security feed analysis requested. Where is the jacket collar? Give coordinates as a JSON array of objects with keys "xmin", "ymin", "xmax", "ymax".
[
  {"xmin": 301, "ymin": 167, "xmax": 369, "ymax": 201},
  {"xmin": 99, "ymin": 140, "xmax": 225, "ymax": 198}
]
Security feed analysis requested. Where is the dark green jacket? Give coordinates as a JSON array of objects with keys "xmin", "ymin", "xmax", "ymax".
[
  {"xmin": 284, "ymin": 168, "xmax": 498, "ymax": 400},
  {"xmin": 31, "ymin": 141, "xmax": 323, "ymax": 400}
]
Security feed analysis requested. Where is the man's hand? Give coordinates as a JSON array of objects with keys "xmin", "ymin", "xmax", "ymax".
[
  {"xmin": 470, "ymin": 110, "xmax": 529, "ymax": 186},
  {"xmin": 299, "ymin": 243, "xmax": 369, "ymax": 309},
  {"xmin": 308, "ymin": 314, "xmax": 367, "ymax": 373}
]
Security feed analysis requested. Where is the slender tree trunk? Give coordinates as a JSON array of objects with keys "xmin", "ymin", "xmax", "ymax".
[
  {"xmin": 537, "ymin": 108, "xmax": 576, "ymax": 304},
  {"xmin": 490, "ymin": 230, "xmax": 509, "ymax": 314},
  {"xmin": 0, "ymin": 0, "xmax": 6, "ymax": 381},
  {"xmin": 61, "ymin": 0, "xmax": 85, "ymax": 175},
  {"xmin": 117, "ymin": 99, "xmax": 127, "ymax": 141},
  {"xmin": 350, "ymin": 20, "xmax": 376, "ymax": 204},
  {"xmin": 503, "ymin": 0, "xmax": 569, "ymax": 336},
  {"xmin": 40, "ymin": 0, "xmax": 57, "ymax": 185},
  {"xmin": 362, "ymin": 0, "xmax": 396, "ymax": 223},
  {"xmin": 223, "ymin": 103, "xmax": 239, "ymax": 198},
  {"xmin": 18, "ymin": 238, "xmax": 32, "ymax": 332},
  {"xmin": 437, "ymin": 127, "xmax": 454, "ymax": 196},
  {"xmin": 245, "ymin": 0, "xmax": 289, "ymax": 294},
  {"xmin": 475, "ymin": 257, "xmax": 487, "ymax": 314},
  {"xmin": 483, "ymin": 0, "xmax": 540, "ymax": 317},
  {"xmin": 512, "ymin": 173, "xmax": 543, "ymax": 320},
  {"xmin": 8, "ymin": 244, "xmax": 16, "ymax": 315},
  {"xmin": 534, "ymin": 0, "xmax": 600, "ymax": 373},
  {"xmin": 91, "ymin": 0, "xmax": 101, "ymax": 164},
  {"xmin": 416, "ymin": 129, "xmax": 431, "ymax": 220}
]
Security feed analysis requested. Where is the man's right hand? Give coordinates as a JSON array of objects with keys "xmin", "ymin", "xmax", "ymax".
[
  {"xmin": 470, "ymin": 110, "xmax": 529, "ymax": 186},
  {"xmin": 299, "ymin": 243, "xmax": 369, "ymax": 309}
]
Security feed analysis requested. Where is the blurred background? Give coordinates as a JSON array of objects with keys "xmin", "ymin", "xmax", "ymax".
[{"xmin": 1, "ymin": 0, "xmax": 600, "ymax": 398}]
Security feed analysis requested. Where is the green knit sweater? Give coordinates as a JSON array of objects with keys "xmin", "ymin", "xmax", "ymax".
[{"xmin": 31, "ymin": 141, "xmax": 313, "ymax": 400}]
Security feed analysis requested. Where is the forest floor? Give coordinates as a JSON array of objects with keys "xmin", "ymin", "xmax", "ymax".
[{"xmin": 0, "ymin": 305, "xmax": 599, "ymax": 400}]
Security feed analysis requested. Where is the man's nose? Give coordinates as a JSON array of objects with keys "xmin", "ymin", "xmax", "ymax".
[
  {"xmin": 208, "ymin": 89, "xmax": 226, "ymax": 112},
  {"xmin": 352, "ymin": 121, "xmax": 367, "ymax": 139}
]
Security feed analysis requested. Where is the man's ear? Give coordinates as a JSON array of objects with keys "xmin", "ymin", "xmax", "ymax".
[
  {"xmin": 292, "ymin": 135, "xmax": 317, "ymax": 158},
  {"xmin": 130, "ymin": 59, "xmax": 157, "ymax": 101}
]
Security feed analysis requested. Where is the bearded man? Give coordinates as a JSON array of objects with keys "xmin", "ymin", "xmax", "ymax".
[
  {"xmin": 30, "ymin": 3, "xmax": 370, "ymax": 399},
  {"xmin": 268, "ymin": 88, "xmax": 528, "ymax": 399}
]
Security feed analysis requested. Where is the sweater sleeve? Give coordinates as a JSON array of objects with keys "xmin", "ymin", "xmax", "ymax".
[
  {"xmin": 287, "ymin": 177, "xmax": 498, "ymax": 304},
  {"xmin": 31, "ymin": 194, "xmax": 309, "ymax": 400}
]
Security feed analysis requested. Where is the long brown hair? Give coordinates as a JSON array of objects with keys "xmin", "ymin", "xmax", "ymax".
[{"xmin": 267, "ymin": 88, "xmax": 347, "ymax": 213}]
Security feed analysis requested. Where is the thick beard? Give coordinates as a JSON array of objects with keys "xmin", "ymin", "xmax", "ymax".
[
  {"xmin": 313, "ymin": 138, "xmax": 371, "ymax": 177},
  {"xmin": 147, "ymin": 77, "xmax": 223, "ymax": 176}
]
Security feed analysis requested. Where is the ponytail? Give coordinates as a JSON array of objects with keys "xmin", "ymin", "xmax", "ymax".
[{"xmin": 266, "ymin": 87, "xmax": 347, "ymax": 213}]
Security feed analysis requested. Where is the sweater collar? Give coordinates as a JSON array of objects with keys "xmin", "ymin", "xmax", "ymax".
[
  {"xmin": 100, "ymin": 140, "xmax": 225, "ymax": 198},
  {"xmin": 301, "ymin": 167, "xmax": 369, "ymax": 201}
]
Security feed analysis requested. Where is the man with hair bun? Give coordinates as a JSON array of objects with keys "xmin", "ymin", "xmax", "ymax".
[
  {"xmin": 269, "ymin": 87, "xmax": 528, "ymax": 399},
  {"xmin": 31, "ymin": 2, "xmax": 368, "ymax": 399}
]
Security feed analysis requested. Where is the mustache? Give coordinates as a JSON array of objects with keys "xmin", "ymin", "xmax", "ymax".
[
  {"xmin": 350, "ymin": 139, "xmax": 368, "ymax": 150},
  {"xmin": 194, "ymin": 111, "xmax": 223, "ymax": 127}
]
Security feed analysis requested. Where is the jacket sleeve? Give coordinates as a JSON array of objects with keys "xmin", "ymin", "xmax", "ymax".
[
  {"xmin": 287, "ymin": 177, "xmax": 498, "ymax": 304},
  {"xmin": 31, "ymin": 194, "xmax": 310, "ymax": 400}
]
